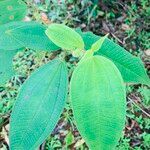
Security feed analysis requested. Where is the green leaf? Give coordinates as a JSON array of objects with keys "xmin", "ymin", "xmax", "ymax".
[
  {"xmin": 70, "ymin": 55, "xmax": 126, "ymax": 150},
  {"xmin": 91, "ymin": 34, "xmax": 108, "ymax": 52},
  {"xmin": 77, "ymin": 30, "xmax": 150, "ymax": 85},
  {"xmin": 45, "ymin": 23, "xmax": 84, "ymax": 51},
  {"xmin": 65, "ymin": 131, "xmax": 74, "ymax": 147},
  {"xmin": 0, "ymin": 50, "xmax": 17, "ymax": 85},
  {"xmin": 0, "ymin": 21, "xmax": 60, "ymax": 51},
  {"xmin": 0, "ymin": 0, "xmax": 27, "ymax": 25},
  {"xmin": 10, "ymin": 59, "xmax": 68, "ymax": 150}
]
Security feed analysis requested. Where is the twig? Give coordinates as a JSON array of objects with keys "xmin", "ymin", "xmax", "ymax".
[
  {"xmin": 128, "ymin": 97, "xmax": 150, "ymax": 118},
  {"xmin": 0, "ymin": 118, "xmax": 9, "ymax": 129},
  {"xmin": 113, "ymin": 2, "xmax": 127, "ymax": 10},
  {"xmin": 0, "ymin": 112, "xmax": 11, "ymax": 119},
  {"xmin": 40, "ymin": 141, "xmax": 46, "ymax": 150},
  {"xmin": 110, "ymin": 33, "xmax": 124, "ymax": 44}
]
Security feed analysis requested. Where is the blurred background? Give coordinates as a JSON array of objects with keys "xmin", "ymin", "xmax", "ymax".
[{"xmin": 0, "ymin": 0, "xmax": 150, "ymax": 149}]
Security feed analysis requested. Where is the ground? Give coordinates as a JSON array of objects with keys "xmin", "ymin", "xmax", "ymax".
[{"xmin": 0, "ymin": 0, "xmax": 150, "ymax": 150}]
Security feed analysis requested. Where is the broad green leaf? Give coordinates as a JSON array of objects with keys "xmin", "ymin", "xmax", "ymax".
[
  {"xmin": 45, "ymin": 23, "xmax": 84, "ymax": 51},
  {"xmin": 10, "ymin": 59, "xmax": 68, "ymax": 150},
  {"xmin": 0, "ymin": 0, "xmax": 27, "ymax": 24},
  {"xmin": 0, "ymin": 21, "xmax": 60, "ymax": 51},
  {"xmin": 0, "ymin": 50, "xmax": 17, "ymax": 85},
  {"xmin": 70, "ymin": 55, "xmax": 126, "ymax": 150},
  {"xmin": 77, "ymin": 30, "xmax": 150, "ymax": 85}
]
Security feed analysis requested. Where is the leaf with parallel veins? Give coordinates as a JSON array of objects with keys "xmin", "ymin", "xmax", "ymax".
[
  {"xmin": 70, "ymin": 55, "xmax": 126, "ymax": 150},
  {"xmin": 77, "ymin": 30, "xmax": 150, "ymax": 86},
  {"xmin": 10, "ymin": 59, "xmax": 68, "ymax": 150}
]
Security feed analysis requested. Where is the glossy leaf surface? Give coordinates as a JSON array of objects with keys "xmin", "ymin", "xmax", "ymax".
[
  {"xmin": 0, "ymin": 21, "xmax": 59, "ymax": 51},
  {"xmin": 70, "ymin": 55, "xmax": 126, "ymax": 150},
  {"xmin": 0, "ymin": 50, "xmax": 17, "ymax": 85},
  {"xmin": 0, "ymin": 0, "xmax": 27, "ymax": 25},
  {"xmin": 10, "ymin": 59, "xmax": 68, "ymax": 150},
  {"xmin": 46, "ymin": 23, "xmax": 84, "ymax": 50},
  {"xmin": 77, "ymin": 30, "xmax": 150, "ymax": 85}
]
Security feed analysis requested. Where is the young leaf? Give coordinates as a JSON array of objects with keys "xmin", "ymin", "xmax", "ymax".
[
  {"xmin": 0, "ymin": 0, "xmax": 27, "ymax": 25},
  {"xmin": 91, "ymin": 34, "xmax": 108, "ymax": 52},
  {"xmin": 45, "ymin": 23, "xmax": 84, "ymax": 50},
  {"xmin": 77, "ymin": 30, "xmax": 150, "ymax": 86},
  {"xmin": 70, "ymin": 55, "xmax": 126, "ymax": 150},
  {"xmin": 0, "ymin": 21, "xmax": 59, "ymax": 51},
  {"xmin": 10, "ymin": 59, "xmax": 68, "ymax": 150},
  {"xmin": 0, "ymin": 50, "xmax": 17, "ymax": 85}
]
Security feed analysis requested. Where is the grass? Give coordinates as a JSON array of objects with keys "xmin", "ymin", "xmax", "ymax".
[{"xmin": 0, "ymin": 0, "xmax": 150, "ymax": 149}]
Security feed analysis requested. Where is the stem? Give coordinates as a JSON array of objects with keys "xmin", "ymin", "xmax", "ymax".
[{"xmin": 128, "ymin": 97, "xmax": 150, "ymax": 118}]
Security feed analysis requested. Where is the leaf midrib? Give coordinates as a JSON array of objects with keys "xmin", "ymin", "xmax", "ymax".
[
  {"xmin": 31, "ymin": 63, "xmax": 66, "ymax": 149},
  {"xmin": 18, "ymin": 61, "xmax": 61, "ymax": 148}
]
